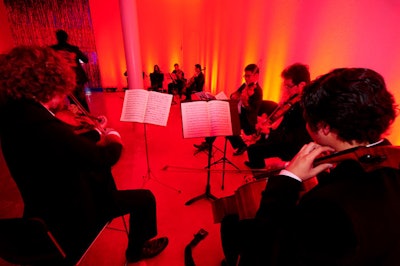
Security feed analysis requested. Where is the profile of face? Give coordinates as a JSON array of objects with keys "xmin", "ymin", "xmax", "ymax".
[
  {"xmin": 154, "ymin": 65, "xmax": 160, "ymax": 72},
  {"xmin": 174, "ymin": 64, "xmax": 180, "ymax": 70}
]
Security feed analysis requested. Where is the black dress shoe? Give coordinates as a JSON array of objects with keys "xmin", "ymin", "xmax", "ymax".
[
  {"xmin": 233, "ymin": 146, "xmax": 247, "ymax": 156},
  {"xmin": 126, "ymin": 237, "xmax": 169, "ymax": 263}
]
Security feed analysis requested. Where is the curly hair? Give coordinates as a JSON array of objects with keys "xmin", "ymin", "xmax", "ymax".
[
  {"xmin": 302, "ymin": 68, "xmax": 397, "ymax": 144},
  {"xmin": 0, "ymin": 45, "xmax": 76, "ymax": 105}
]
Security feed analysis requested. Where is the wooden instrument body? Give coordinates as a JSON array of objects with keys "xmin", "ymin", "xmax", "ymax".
[{"xmin": 211, "ymin": 178, "xmax": 267, "ymax": 223}]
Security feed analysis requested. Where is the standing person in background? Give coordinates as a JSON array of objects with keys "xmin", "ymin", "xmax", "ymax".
[
  {"xmin": 50, "ymin": 29, "xmax": 90, "ymax": 112},
  {"xmin": 184, "ymin": 64, "xmax": 205, "ymax": 101}
]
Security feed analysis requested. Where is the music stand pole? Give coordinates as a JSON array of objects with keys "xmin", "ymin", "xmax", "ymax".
[
  {"xmin": 143, "ymin": 123, "xmax": 181, "ymax": 193},
  {"xmin": 185, "ymin": 140, "xmax": 218, "ymax": 205}
]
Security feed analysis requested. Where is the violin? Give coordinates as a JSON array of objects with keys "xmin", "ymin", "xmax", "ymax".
[
  {"xmin": 242, "ymin": 93, "xmax": 301, "ymax": 146},
  {"xmin": 55, "ymin": 94, "xmax": 106, "ymax": 136}
]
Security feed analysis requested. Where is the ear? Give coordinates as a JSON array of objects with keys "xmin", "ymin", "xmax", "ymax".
[{"xmin": 321, "ymin": 123, "xmax": 331, "ymax": 135}]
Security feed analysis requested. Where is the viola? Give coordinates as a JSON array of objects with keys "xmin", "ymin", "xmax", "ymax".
[
  {"xmin": 242, "ymin": 93, "xmax": 301, "ymax": 146},
  {"xmin": 55, "ymin": 94, "xmax": 106, "ymax": 136},
  {"xmin": 314, "ymin": 144, "xmax": 400, "ymax": 172}
]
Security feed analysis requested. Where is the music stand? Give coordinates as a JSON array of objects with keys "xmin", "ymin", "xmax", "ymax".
[
  {"xmin": 185, "ymin": 141, "xmax": 218, "ymax": 205},
  {"xmin": 208, "ymin": 137, "xmax": 240, "ymax": 190},
  {"xmin": 142, "ymin": 123, "xmax": 181, "ymax": 193},
  {"xmin": 120, "ymin": 90, "xmax": 180, "ymax": 193}
]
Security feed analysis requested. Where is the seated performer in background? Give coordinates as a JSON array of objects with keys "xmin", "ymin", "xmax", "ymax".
[
  {"xmin": 220, "ymin": 67, "xmax": 400, "ymax": 266},
  {"xmin": 194, "ymin": 63, "xmax": 263, "ymax": 156},
  {"xmin": 0, "ymin": 46, "xmax": 168, "ymax": 265},
  {"xmin": 184, "ymin": 64, "xmax": 205, "ymax": 101},
  {"xmin": 168, "ymin": 63, "xmax": 186, "ymax": 98},
  {"xmin": 149, "ymin": 64, "xmax": 164, "ymax": 91},
  {"xmin": 244, "ymin": 63, "xmax": 312, "ymax": 171}
]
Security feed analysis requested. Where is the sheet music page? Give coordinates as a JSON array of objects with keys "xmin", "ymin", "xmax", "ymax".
[
  {"xmin": 215, "ymin": 91, "xmax": 229, "ymax": 100},
  {"xmin": 208, "ymin": 101, "xmax": 233, "ymax": 136},
  {"xmin": 144, "ymin": 91, "xmax": 173, "ymax": 126},
  {"xmin": 181, "ymin": 101, "xmax": 211, "ymax": 138},
  {"xmin": 120, "ymin": 89, "xmax": 149, "ymax": 122}
]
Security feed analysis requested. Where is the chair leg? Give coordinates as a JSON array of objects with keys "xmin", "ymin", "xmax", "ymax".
[{"xmin": 121, "ymin": 215, "xmax": 129, "ymax": 237}]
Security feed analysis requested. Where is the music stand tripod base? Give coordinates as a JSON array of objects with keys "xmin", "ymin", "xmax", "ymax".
[{"xmin": 185, "ymin": 143, "xmax": 218, "ymax": 205}]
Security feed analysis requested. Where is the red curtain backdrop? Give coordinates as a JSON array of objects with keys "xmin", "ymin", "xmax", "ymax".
[{"xmin": 3, "ymin": 0, "xmax": 101, "ymax": 89}]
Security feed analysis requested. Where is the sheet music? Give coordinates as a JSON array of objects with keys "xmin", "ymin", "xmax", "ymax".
[
  {"xmin": 144, "ymin": 91, "xmax": 173, "ymax": 126},
  {"xmin": 209, "ymin": 101, "xmax": 232, "ymax": 136},
  {"xmin": 120, "ymin": 89, "xmax": 148, "ymax": 123},
  {"xmin": 181, "ymin": 100, "xmax": 233, "ymax": 138},
  {"xmin": 215, "ymin": 91, "xmax": 229, "ymax": 100},
  {"xmin": 181, "ymin": 101, "xmax": 211, "ymax": 138},
  {"xmin": 120, "ymin": 89, "xmax": 172, "ymax": 126}
]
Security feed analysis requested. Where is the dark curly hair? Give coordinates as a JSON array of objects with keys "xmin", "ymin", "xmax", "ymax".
[
  {"xmin": 302, "ymin": 68, "xmax": 397, "ymax": 144},
  {"xmin": 0, "ymin": 45, "xmax": 76, "ymax": 105}
]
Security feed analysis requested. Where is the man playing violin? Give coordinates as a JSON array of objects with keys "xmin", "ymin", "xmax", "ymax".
[
  {"xmin": 183, "ymin": 64, "xmax": 205, "ymax": 101},
  {"xmin": 221, "ymin": 67, "xmax": 400, "ymax": 265},
  {"xmin": 244, "ymin": 63, "xmax": 312, "ymax": 170},
  {"xmin": 194, "ymin": 63, "xmax": 263, "ymax": 156},
  {"xmin": 0, "ymin": 46, "xmax": 168, "ymax": 265}
]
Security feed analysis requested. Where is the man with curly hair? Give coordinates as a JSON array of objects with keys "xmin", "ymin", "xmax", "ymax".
[{"xmin": 0, "ymin": 46, "xmax": 168, "ymax": 265}]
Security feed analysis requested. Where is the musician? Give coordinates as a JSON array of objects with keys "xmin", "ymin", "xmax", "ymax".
[
  {"xmin": 244, "ymin": 63, "xmax": 312, "ymax": 170},
  {"xmin": 194, "ymin": 64, "xmax": 263, "ymax": 156},
  {"xmin": 0, "ymin": 46, "xmax": 168, "ymax": 265},
  {"xmin": 149, "ymin": 64, "xmax": 164, "ymax": 91},
  {"xmin": 50, "ymin": 29, "xmax": 90, "ymax": 112},
  {"xmin": 184, "ymin": 64, "xmax": 205, "ymax": 101},
  {"xmin": 167, "ymin": 63, "xmax": 186, "ymax": 98},
  {"xmin": 221, "ymin": 67, "xmax": 400, "ymax": 266}
]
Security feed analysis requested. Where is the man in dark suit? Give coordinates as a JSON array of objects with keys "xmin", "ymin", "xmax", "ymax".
[
  {"xmin": 0, "ymin": 46, "xmax": 168, "ymax": 265},
  {"xmin": 221, "ymin": 67, "xmax": 400, "ymax": 265},
  {"xmin": 244, "ymin": 63, "xmax": 312, "ymax": 171},
  {"xmin": 194, "ymin": 63, "xmax": 263, "ymax": 156}
]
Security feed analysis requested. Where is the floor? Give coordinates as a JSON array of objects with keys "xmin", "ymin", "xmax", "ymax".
[{"xmin": 0, "ymin": 91, "xmax": 265, "ymax": 266}]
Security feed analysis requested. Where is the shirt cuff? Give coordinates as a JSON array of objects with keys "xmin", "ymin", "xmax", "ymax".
[
  {"xmin": 279, "ymin": 169, "xmax": 302, "ymax": 182},
  {"xmin": 106, "ymin": 130, "xmax": 121, "ymax": 138}
]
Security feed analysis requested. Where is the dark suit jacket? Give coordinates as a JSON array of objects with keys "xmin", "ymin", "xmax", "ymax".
[
  {"xmin": 0, "ymin": 99, "xmax": 122, "ymax": 263},
  {"xmin": 50, "ymin": 42, "xmax": 89, "ymax": 85},
  {"xmin": 232, "ymin": 83, "xmax": 263, "ymax": 135},
  {"xmin": 254, "ymin": 140, "xmax": 400, "ymax": 265}
]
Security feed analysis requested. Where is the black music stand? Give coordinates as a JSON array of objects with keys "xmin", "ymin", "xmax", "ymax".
[
  {"xmin": 185, "ymin": 141, "xmax": 218, "ymax": 205},
  {"xmin": 182, "ymin": 99, "xmax": 240, "ymax": 206},
  {"xmin": 142, "ymin": 123, "xmax": 181, "ymax": 193},
  {"xmin": 209, "ymin": 137, "xmax": 240, "ymax": 190}
]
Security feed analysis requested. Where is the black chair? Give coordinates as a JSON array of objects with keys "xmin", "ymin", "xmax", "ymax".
[
  {"xmin": 0, "ymin": 217, "xmax": 67, "ymax": 265},
  {"xmin": 258, "ymin": 100, "xmax": 278, "ymax": 116},
  {"xmin": 0, "ymin": 216, "xmax": 128, "ymax": 266}
]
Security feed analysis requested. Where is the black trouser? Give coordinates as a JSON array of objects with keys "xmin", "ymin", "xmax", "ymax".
[{"xmin": 112, "ymin": 189, "xmax": 157, "ymax": 256}]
